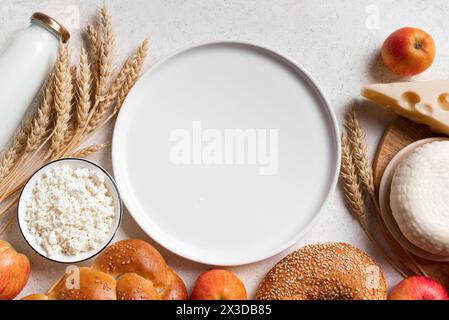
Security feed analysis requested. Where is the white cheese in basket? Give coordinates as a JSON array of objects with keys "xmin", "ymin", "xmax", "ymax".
[
  {"xmin": 24, "ymin": 165, "xmax": 115, "ymax": 256},
  {"xmin": 390, "ymin": 140, "xmax": 449, "ymax": 256}
]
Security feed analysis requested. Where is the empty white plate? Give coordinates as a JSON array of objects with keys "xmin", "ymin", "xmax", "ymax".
[{"xmin": 112, "ymin": 42, "xmax": 340, "ymax": 265}]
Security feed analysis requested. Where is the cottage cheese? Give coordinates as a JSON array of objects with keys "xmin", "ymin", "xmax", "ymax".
[
  {"xmin": 24, "ymin": 165, "xmax": 115, "ymax": 256},
  {"xmin": 390, "ymin": 141, "xmax": 449, "ymax": 256}
]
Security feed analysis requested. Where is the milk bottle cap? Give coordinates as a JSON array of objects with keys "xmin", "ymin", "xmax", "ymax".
[{"xmin": 30, "ymin": 12, "xmax": 70, "ymax": 43}]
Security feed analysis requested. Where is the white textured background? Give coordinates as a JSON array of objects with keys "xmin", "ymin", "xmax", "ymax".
[{"xmin": 2, "ymin": 0, "xmax": 448, "ymax": 299}]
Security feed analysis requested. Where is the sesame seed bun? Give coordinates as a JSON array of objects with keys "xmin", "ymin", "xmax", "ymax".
[{"xmin": 256, "ymin": 243, "xmax": 387, "ymax": 300}]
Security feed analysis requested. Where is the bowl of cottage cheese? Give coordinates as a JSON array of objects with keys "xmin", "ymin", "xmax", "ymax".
[{"xmin": 17, "ymin": 158, "xmax": 122, "ymax": 263}]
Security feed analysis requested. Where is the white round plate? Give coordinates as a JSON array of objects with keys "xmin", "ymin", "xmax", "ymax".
[
  {"xmin": 112, "ymin": 42, "xmax": 340, "ymax": 266},
  {"xmin": 379, "ymin": 137, "xmax": 449, "ymax": 262},
  {"xmin": 18, "ymin": 158, "xmax": 123, "ymax": 264}
]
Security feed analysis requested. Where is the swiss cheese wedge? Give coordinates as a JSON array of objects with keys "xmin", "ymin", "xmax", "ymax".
[{"xmin": 362, "ymin": 81, "xmax": 449, "ymax": 135}]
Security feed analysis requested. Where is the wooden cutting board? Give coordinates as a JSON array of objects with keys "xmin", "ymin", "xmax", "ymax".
[{"xmin": 372, "ymin": 116, "xmax": 449, "ymax": 289}]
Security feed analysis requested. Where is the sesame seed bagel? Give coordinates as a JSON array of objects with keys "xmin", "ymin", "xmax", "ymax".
[{"xmin": 256, "ymin": 243, "xmax": 387, "ymax": 300}]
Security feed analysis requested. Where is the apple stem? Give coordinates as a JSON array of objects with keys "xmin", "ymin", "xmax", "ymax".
[{"xmin": 414, "ymin": 41, "xmax": 423, "ymax": 50}]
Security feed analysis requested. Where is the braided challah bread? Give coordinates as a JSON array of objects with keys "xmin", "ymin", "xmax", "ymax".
[{"xmin": 22, "ymin": 240, "xmax": 187, "ymax": 300}]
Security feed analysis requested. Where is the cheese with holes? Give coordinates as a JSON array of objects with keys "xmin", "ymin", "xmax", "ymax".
[
  {"xmin": 362, "ymin": 81, "xmax": 449, "ymax": 134},
  {"xmin": 390, "ymin": 140, "xmax": 449, "ymax": 256}
]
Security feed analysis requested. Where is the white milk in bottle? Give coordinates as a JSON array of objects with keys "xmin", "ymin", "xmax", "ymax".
[{"xmin": 0, "ymin": 12, "xmax": 69, "ymax": 151}]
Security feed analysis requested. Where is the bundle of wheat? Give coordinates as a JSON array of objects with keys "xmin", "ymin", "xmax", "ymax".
[
  {"xmin": 340, "ymin": 107, "xmax": 428, "ymax": 278},
  {"xmin": 0, "ymin": 6, "xmax": 149, "ymax": 234}
]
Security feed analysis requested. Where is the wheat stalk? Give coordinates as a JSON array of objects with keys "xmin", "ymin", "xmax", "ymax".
[
  {"xmin": 99, "ymin": 39, "xmax": 149, "ymax": 129},
  {"xmin": 0, "ymin": 131, "xmax": 55, "ymax": 205},
  {"xmin": 0, "ymin": 73, "xmax": 57, "ymax": 197},
  {"xmin": 50, "ymin": 43, "xmax": 72, "ymax": 158},
  {"xmin": 86, "ymin": 24, "xmax": 100, "ymax": 58},
  {"xmin": 85, "ymin": 38, "xmax": 149, "ymax": 135},
  {"xmin": 64, "ymin": 66, "xmax": 78, "ymax": 145},
  {"xmin": 77, "ymin": 47, "xmax": 92, "ymax": 130},
  {"xmin": 0, "ymin": 77, "xmax": 55, "ymax": 197},
  {"xmin": 340, "ymin": 135, "xmax": 365, "ymax": 219},
  {"xmin": 55, "ymin": 9, "xmax": 116, "ymax": 156},
  {"xmin": 85, "ymin": 24, "xmax": 100, "ymax": 101},
  {"xmin": 86, "ymin": 24, "xmax": 100, "ymax": 70},
  {"xmin": 96, "ymin": 6, "xmax": 115, "ymax": 102},
  {"xmin": 63, "ymin": 7, "xmax": 117, "ymax": 148},
  {"xmin": 0, "ymin": 193, "xmax": 19, "ymax": 221},
  {"xmin": 70, "ymin": 65, "xmax": 78, "ymax": 110},
  {"xmin": 345, "ymin": 107, "xmax": 374, "ymax": 193},
  {"xmin": 344, "ymin": 107, "xmax": 427, "ymax": 277},
  {"xmin": 72, "ymin": 144, "xmax": 107, "ymax": 158},
  {"xmin": 103, "ymin": 57, "xmax": 131, "ymax": 105},
  {"xmin": 115, "ymin": 39, "xmax": 149, "ymax": 109},
  {"xmin": 86, "ymin": 7, "xmax": 115, "ymax": 133},
  {"xmin": 0, "ymin": 119, "xmax": 31, "ymax": 183},
  {"xmin": 340, "ymin": 135, "xmax": 408, "ymax": 278},
  {"xmin": 0, "ymin": 214, "xmax": 15, "ymax": 238},
  {"xmin": 25, "ymin": 76, "xmax": 54, "ymax": 154}
]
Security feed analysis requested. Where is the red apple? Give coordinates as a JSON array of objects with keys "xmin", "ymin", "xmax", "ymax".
[
  {"xmin": 381, "ymin": 27, "xmax": 435, "ymax": 76},
  {"xmin": 389, "ymin": 276, "xmax": 449, "ymax": 300},
  {"xmin": 190, "ymin": 269, "xmax": 247, "ymax": 300},
  {"xmin": 0, "ymin": 241, "xmax": 30, "ymax": 300}
]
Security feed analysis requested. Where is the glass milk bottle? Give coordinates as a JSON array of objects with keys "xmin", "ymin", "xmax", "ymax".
[{"xmin": 0, "ymin": 12, "xmax": 69, "ymax": 151}]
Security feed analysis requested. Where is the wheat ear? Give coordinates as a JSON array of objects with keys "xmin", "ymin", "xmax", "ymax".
[
  {"xmin": 63, "ymin": 65, "xmax": 78, "ymax": 145},
  {"xmin": 86, "ymin": 24, "xmax": 100, "ymax": 70},
  {"xmin": 87, "ymin": 6, "xmax": 115, "ymax": 132},
  {"xmin": 0, "ymin": 118, "xmax": 31, "ymax": 183},
  {"xmin": 85, "ymin": 24, "xmax": 100, "ymax": 101},
  {"xmin": 345, "ymin": 107, "xmax": 374, "ymax": 193},
  {"xmin": 99, "ymin": 39, "xmax": 149, "ymax": 129},
  {"xmin": 50, "ymin": 42, "xmax": 72, "ymax": 158},
  {"xmin": 25, "ymin": 75, "xmax": 54, "ymax": 154},
  {"xmin": 86, "ymin": 24, "xmax": 100, "ymax": 58},
  {"xmin": 72, "ymin": 144, "xmax": 107, "ymax": 158},
  {"xmin": 77, "ymin": 47, "xmax": 92, "ymax": 130},
  {"xmin": 340, "ymin": 135, "xmax": 365, "ymax": 219},
  {"xmin": 96, "ymin": 6, "xmax": 115, "ymax": 101},
  {"xmin": 87, "ymin": 38, "xmax": 149, "ymax": 135},
  {"xmin": 104, "ymin": 57, "xmax": 131, "ymax": 105},
  {"xmin": 115, "ymin": 39, "xmax": 149, "ymax": 109},
  {"xmin": 0, "ymin": 76, "xmax": 55, "ymax": 196}
]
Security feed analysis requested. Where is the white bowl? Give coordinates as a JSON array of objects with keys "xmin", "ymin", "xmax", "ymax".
[
  {"xmin": 17, "ymin": 158, "xmax": 123, "ymax": 264},
  {"xmin": 379, "ymin": 137, "xmax": 449, "ymax": 262}
]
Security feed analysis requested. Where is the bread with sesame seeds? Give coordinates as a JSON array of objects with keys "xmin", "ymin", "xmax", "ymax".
[
  {"xmin": 21, "ymin": 239, "xmax": 188, "ymax": 300},
  {"xmin": 256, "ymin": 243, "xmax": 387, "ymax": 300},
  {"xmin": 93, "ymin": 239, "xmax": 187, "ymax": 300},
  {"xmin": 48, "ymin": 267, "xmax": 117, "ymax": 300},
  {"xmin": 115, "ymin": 273, "xmax": 161, "ymax": 300},
  {"xmin": 21, "ymin": 267, "xmax": 118, "ymax": 300}
]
